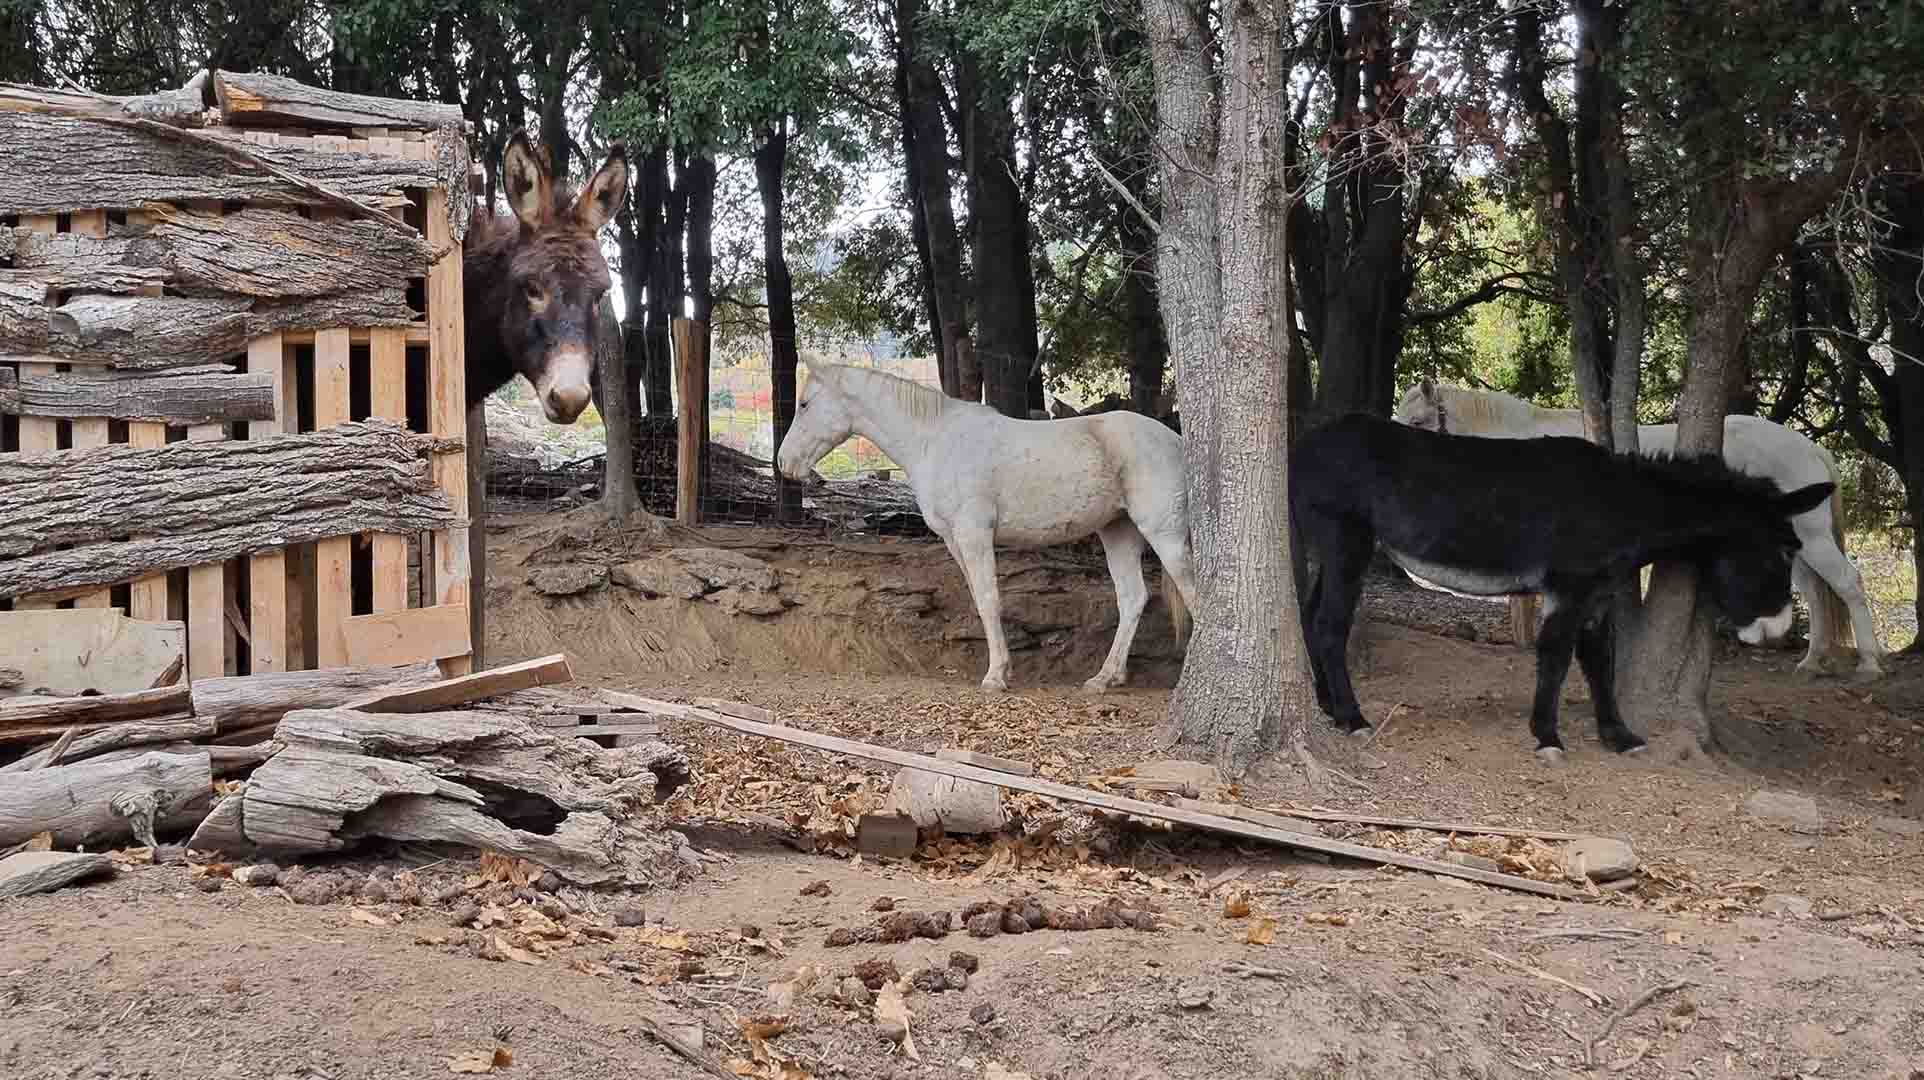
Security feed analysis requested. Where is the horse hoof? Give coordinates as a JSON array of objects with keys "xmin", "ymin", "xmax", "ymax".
[
  {"xmin": 1347, "ymin": 726, "xmax": 1375, "ymax": 741},
  {"xmin": 1080, "ymin": 677, "xmax": 1119, "ymax": 696},
  {"xmin": 979, "ymin": 679, "xmax": 1009, "ymax": 695},
  {"xmin": 1850, "ymin": 666, "xmax": 1885, "ymax": 685},
  {"xmin": 1534, "ymin": 747, "xmax": 1566, "ymax": 766},
  {"xmin": 1619, "ymin": 743, "xmax": 1649, "ymax": 757}
]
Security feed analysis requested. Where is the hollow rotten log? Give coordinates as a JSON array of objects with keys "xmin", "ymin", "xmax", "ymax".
[
  {"xmin": 0, "ymin": 420, "xmax": 458, "ymax": 598},
  {"xmin": 235, "ymin": 708, "xmax": 692, "ymax": 885},
  {"xmin": 0, "ymin": 366, "xmax": 274, "ymax": 425},
  {"xmin": 8, "ymin": 206, "xmax": 435, "ymax": 299},
  {"xmin": 0, "ymin": 750, "xmax": 213, "ymax": 849}
]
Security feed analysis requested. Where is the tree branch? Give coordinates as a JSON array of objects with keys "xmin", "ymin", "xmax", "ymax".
[{"xmin": 1407, "ymin": 273, "xmax": 1558, "ymax": 325}]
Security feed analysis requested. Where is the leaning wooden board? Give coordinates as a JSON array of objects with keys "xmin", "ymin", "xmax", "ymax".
[{"xmin": 663, "ymin": 701, "xmax": 1584, "ymax": 901}]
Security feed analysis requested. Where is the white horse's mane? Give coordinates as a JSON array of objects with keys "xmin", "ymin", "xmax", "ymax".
[
  {"xmin": 1430, "ymin": 383, "xmax": 1577, "ymax": 432},
  {"xmin": 814, "ymin": 363, "xmax": 951, "ymax": 423}
]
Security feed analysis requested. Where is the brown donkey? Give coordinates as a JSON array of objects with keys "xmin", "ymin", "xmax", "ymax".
[{"xmin": 463, "ymin": 130, "xmax": 629, "ymax": 423}]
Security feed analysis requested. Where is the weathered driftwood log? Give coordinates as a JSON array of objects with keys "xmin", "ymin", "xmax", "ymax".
[
  {"xmin": 0, "ymin": 685, "xmax": 190, "ymax": 731},
  {"xmin": 0, "ymin": 420, "xmax": 459, "ymax": 598},
  {"xmin": 0, "ymin": 850, "xmax": 120, "ymax": 898},
  {"xmin": 52, "ymin": 740, "xmax": 276, "ymax": 777},
  {"xmin": 212, "ymin": 70, "xmax": 466, "ymax": 131},
  {"xmin": 189, "ymin": 660, "xmax": 443, "ymax": 730},
  {"xmin": 0, "ymin": 715, "xmax": 214, "ymax": 774},
  {"xmin": 0, "ymin": 750, "xmax": 212, "ymax": 848},
  {"xmin": 8, "ymin": 207, "xmax": 435, "ymax": 299},
  {"xmin": 0, "ymin": 113, "xmax": 471, "ymax": 243},
  {"xmin": 0, "ymin": 72, "xmax": 208, "ymax": 127},
  {"xmin": 187, "ymin": 793, "xmax": 253, "ymax": 857},
  {"xmin": 240, "ymin": 708, "xmax": 692, "ymax": 885},
  {"xmin": 0, "ymin": 366, "xmax": 274, "ymax": 424}
]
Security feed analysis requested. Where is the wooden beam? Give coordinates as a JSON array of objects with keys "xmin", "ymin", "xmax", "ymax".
[
  {"xmin": 344, "ymin": 653, "xmax": 573, "ymax": 713},
  {"xmin": 0, "ymin": 72, "xmax": 209, "ymax": 128},
  {"xmin": 369, "ymin": 327, "xmax": 409, "ymax": 613},
  {"xmin": 0, "ymin": 715, "xmax": 214, "ymax": 773},
  {"xmin": 341, "ymin": 604, "xmax": 471, "ymax": 668},
  {"xmin": 0, "ymin": 609, "xmax": 184, "ymax": 697},
  {"xmin": 425, "ymin": 184, "xmax": 471, "ymax": 674},
  {"xmin": 313, "ymin": 327, "xmax": 351, "ymax": 668},
  {"xmin": 65, "ymin": 209, "xmax": 113, "ymax": 610},
  {"xmin": 668, "ymin": 703, "xmax": 1586, "ymax": 901},
  {"xmin": 123, "ymin": 207, "xmax": 172, "ymax": 625},
  {"xmin": 5, "ymin": 290, "xmax": 418, "ymax": 369},
  {"xmin": 245, "ymin": 332, "xmax": 288, "ymax": 672},
  {"xmin": 186, "ymin": 422, "xmax": 228, "ymax": 679},
  {"xmin": 13, "ymin": 213, "xmax": 57, "ymax": 611},
  {"xmin": 1242, "ymin": 804, "xmax": 1611, "ymax": 843}
]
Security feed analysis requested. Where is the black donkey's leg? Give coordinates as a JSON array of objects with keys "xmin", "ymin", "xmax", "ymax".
[
  {"xmin": 1528, "ymin": 590, "xmax": 1593, "ymax": 761},
  {"xmin": 1575, "ymin": 601, "xmax": 1646, "ymax": 753},
  {"xmin": 1305, "ymin": 520, "xmax": 1375, "ymax": 735}
]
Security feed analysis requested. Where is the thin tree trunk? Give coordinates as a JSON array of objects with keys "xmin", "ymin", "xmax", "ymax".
[
  {"xmin": 1146, "ymin": 0, "xmax": 1311, "ymax": 773},
  {"xmin": 639, "ymin": 146, "xmax": 674, "ymax": 417},
  {"xmin": 757, "ymin": 124, "xmax": 803, "ymax": 523},
  {"xmin": 894, "ymin": 0, "xmax": 967, "ymax": 400},
  {"xmin": 596, "ymin": 294, "xmax": 643, "ymax": 520}
]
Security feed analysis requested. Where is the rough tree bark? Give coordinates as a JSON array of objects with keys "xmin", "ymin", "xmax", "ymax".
[
  {"xmin": 1145, "ymin": 0, "xmax": 1314, "ymax": 773},
  {"xmin": 757, "ymin": 122, "xmax": 805, "ymax": 523},
  {"xmin": 895, "ymin": 0, "xmax": 970, "ymax": 400},
  {"xmin": 1866, "ymin": 178, "xmax": 1924, "ymax": 651},
  {"xmin": 0, "ymin": 365, "xmax": 274, "ymax": 424},
  {"xmin": 212, "ymin": 69, "xmax": 466, "ymax": 130},
  {"xmin": 595, "ymin": 293, "xmax": 645, "ymax": 521},
  {"xmin": 5, "ymin": 290, "xmax": 418, "ymax": 369},
  {"xmin": 960, "ymin": 51, "xmax": 1039, "ymax": 418}
]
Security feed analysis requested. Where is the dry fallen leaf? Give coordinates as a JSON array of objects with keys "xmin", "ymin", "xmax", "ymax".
[
  {"xmin": 1245, "ymin": 917, "xmax": 1278, "ymax": 945},
  {"xmin": 1222, "ymin": 892, "xmax": 1252, "ymax": 919},
  {"xmin": 350, "ymin": 909, "xmax": 391, "ymax": 927},
  {"xmin": 445, "ymin": 1046, "xmax": 511, "ymax": 1074},
  {"xmin": 484, "ymin": 933, "xmax": 542, "ymax": 965},
  {"xmin": 739, "ymin": 1016, "xmax": 790, "ymax": 1041},
  {"xmin": 478, "ymin": 851, "xmax": 540, "ymax": 887},
  {"xmin": 23, "ymin": 832, "xmax": 53, "ymax": 853},
  {"xmin": 1305, "ymin": 912, "xmax": 1351, "ymax": 927},
  {"xmin": 985, "ymin": 1064, "xmax": 1036, "ymax": 1080},
  {"xmin": 875, "ymin": 979, "xmax": 919, "ymax": 1060},
  {"xmin": 634, "ymin": 927, "xmax": 692, "ymax": 952},
  {"xmin": 1663, "ymin": 930, "xmax": 1684, "ymax": 946}
]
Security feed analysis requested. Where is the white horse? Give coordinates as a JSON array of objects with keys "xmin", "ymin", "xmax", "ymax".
[
  {"xmin": 1394, "ymin": 380, "xmax": 1885, "ymax": 680},
  {"xmin": 776, "ymin": 362, "xmax": 1197, "ymax": 694}
]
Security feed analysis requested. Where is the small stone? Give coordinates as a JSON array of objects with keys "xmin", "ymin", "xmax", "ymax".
[
  {"xmin": 712, "ymin": 587, "xmax": 785, "ymax": 616},
  {"xmin": 1559, "ymin": 837, "xmax": 1639, "ymax": 882},
  {"xmin": 1745, "ymin": 790, "xmax": 1824, "ymax": 833},
  {"xmin": 232, "ymin": 863, "xmax": 280, "ymax": 888},
  {"xmin": 537, "ymin": 898, "xmax": 569, "ymax": 922},
  {"xmin": 194, "ymin": 875, "xmax": 223, "ymax": 893},
  {"xmin": 739, "ymin": 924, "xmax": 762, "ymax": 939},
  {"xmin": 534, "ymin": 871, "xmax": 563, "ymax": 893},
  {"xmin": 1761, "ymin": 894, "xmax": 1813, "ymax": 919},
  {"xmin": 287, "ymin": 874, "xmax": 341, "ymax": 906},
  {"xmin": 357, "ymin": 879, "xmax": 389, "ymax": 904},
  {"xmin": 875, "ymin": 1017, "xmax": 908, "ymax": 1045},
  {"xmin": 611, "ymin": 559, "xmax": 706, "ymax": 599},
  {"xmin": 911, "ymin": 967, "xmax": 950, "ymax": 994},
  {"xmin": 278, "ymin": 865, "xmax": 308, "ymax": 887},
  {"xmin": 852, "ymin": 958, "xmax": 899, "ymax": 990},
  {"xmin": 966, "ymin": 913, "xmax": 1002, "ymax": 938},
  {"xmin": 528, "ymin": 563, "xmax": 609, "ymax": 596},
  {"xmin": 1000, "ymin": 910, "xmax": 1031, "ymax": 935},
  {"xmin": 870, "ymin": 896, "xmax": 896, "ymax": 912},
  {"xmin": 669, "ymin": 547, "xmax": 779, "ymax": 592},
  {"xmin": 837, "ymin": 976, "xmax": 872, "ymax": 1008},
  {"xmin": 799, "ymin": 879, "xmax": 832, "ymax": 897},
  {"xmin": 944, "ymin": 966, "xmax": 970, "ymax": 991},
  {"xmin": 970, "ymin": 1003, "xmax": 997, "ymax": 1025},
  {"xmin": 154, "ymin": 844, "xmax": 187, "ymax": 866},
  {"xmin": 614, "ymin": 906, "xmax": 646, "ymax": 927},
  {"xmin": 430, "ymin": 883, "xmax": 467, "ymax": 906},
  {"xmin": 948, "ymin": 950, "xmax": 980, "ymax": 974},
  {"xmin": 824, "ymin": 927, "xmax": 857, "ymax": 947},
  {"xmin": 1175, "ymin": 983, "xmax": 1214, "ymax": 1010},
  {"xmin": 449, "ymin": 901, "xmax": 481, "ymax": 927}
]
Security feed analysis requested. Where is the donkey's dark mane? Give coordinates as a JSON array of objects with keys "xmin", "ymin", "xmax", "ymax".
[{"xmin": 1608, "ymin": 444, "xmax": 1788, "ymax": 504}]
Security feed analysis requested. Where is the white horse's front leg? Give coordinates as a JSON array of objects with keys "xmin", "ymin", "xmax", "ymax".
[
  {"xmin": 1084, "ymin": 521, "xmax": 1148, "ymax": 694},
  {"xmin": 950, "ymin": 525, "xmax": 1011, "ymax": 693},
  {"xmin": 1789, "ymin": 559, "xmax": 1831, "ymax": 676}
]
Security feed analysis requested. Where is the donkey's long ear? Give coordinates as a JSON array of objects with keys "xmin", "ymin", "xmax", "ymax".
[
  {"xmin": 502, "ymin": 130, "xmax": 552, "ymax": 229},
  {"xmin": 1418, "ymin": 377, "xmax": 1436, "ymax": 399},
  {"xmin": 1775, "ymin": 481, "xmax": 1834, "ymax": 519},
  {"xmin": 571, "ymin": 146, "xmax": 630, "ymax": 232}
]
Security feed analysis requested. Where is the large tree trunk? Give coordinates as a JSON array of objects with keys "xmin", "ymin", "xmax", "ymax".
[
  {"xmin": 1875, "ymin": 178, "xmax": 1924, "ymax": 652},
  {"xmin": 1146, "ymin": 0, "xmax": 1312, "ymax": 773},
  {"xmin": 960, "ymin": 53, "xmax": 1038, "ymax": 418},
  {"xmin": 596, "ymin": 294, "xmax": 644, "ymax": 520},
  {"xmin": 895, "ymin": 0, "xmax": 969, "ymax": 400},
  {"xmin": 757, "ymin": 124, "xmax": 804, "ymax": 523},
  {"xmin": 636, "ymin": 146, "xmax": 675, "ymax": 417}
]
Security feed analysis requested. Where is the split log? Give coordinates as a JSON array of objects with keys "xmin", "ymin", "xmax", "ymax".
[
  {"xmin": 6, "ymin": 291, "xmax": 418, "ymax": 370},
  {"xmin": 0, "ymin": 420, "xmax": 459, "ymax": 598},
  {"xmin": 238, "ymin": 708, "xmax": 691, "ymax": 885},
  {"xmin": 187, "ymin": 793, "xmax": 253, "ymax": 858},
  {"xmin": 888, "ymin": 768, "xmax": 1005, "ymax": 834},
  {"xmin": 0, "ymin": 72, "xmax": 208, "ymax": 127},
  {"xmin": 0, "ymin": 750, "xmax": 212, "ymax": 848},
  {"xmin": 246, "ymin": 289, "xmax": 419, "ymax": 334},
  {"xmin": 0, "ymin": 113, "xmax": 468, "ymax": 238},
  {"xmin": 0, "ymin": 685, "xmax": 190, "ymax": 731},
  {"xmin": 0, "ymin": 609, "xmax": 185, "ymax": 696},
  {"xmin": 212, "ymin": 70, "xmax": 465, "ymax": 131},
  {"xmin": 1, "ymin": 259, "xmax": 171, "ymax": 294},
  {"xmin": 0, "ymin": 366, "xmax": 274, "ymax": 424},
  {"xmin": 189, "ymin": 660, "xmax": 443, "ymax": 730},
  {"xmin": 0, "ymin": 715, "xmax": 211, "ymax": 773},
  {"xmin": 61, "ymin": 740, "xmax": 276, "ymax": 777},
  {"xmin": 8, "ymin": 206, "xmax": 435, "ymax": 299}
]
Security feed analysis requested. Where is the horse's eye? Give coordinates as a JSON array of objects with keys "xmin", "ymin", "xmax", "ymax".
[{"xmin": 524, "ymin": 282, "xmax": 546, "ymax": 305}]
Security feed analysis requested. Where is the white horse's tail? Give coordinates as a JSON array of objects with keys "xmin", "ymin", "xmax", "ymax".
[
  {"xmin": 1165, "ymin": 572, "xmax": 1191, "ymax": 647},
  {"xmin": 1815, "ymin": 451, "xmax": 1856, "ymax": 650}
]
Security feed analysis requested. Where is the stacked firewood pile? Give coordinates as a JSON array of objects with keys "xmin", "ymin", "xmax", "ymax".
[{"xmin": 0, "ymin": 629, "xmax": 693, "ymax": 897}]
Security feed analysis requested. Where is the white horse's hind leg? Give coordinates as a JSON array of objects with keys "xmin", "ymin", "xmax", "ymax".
[
  {"xmin": 1084, "ymin": 520, "xmax": 1149, "ymax": 694},
  {"xmin": 1788, "ymin": 559, "xmax": 1831, "ymax": 677},
  {"xmin": 950, "ymin": 525, "xmax": 1013, "ymax": 692},
  {"xmin": 1796, "ymin": 533, "xmax": 1886, "ymax": 679},
  {"xmin": 1140, "ymin": 525, "xmax": 1199, "ymax": 614}
]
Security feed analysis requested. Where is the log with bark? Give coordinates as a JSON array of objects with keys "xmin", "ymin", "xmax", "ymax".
[
  {"xmin": 2, "ymin": 258, "xmax": 171, "ymax": 294},
  {"xmin": 231, "ymin": 708, "xmax": 692, "ymax": 885},
  {"xmin": 0, "ymin": 685, "xmax": 189, "ymax": 732},
  {"xmin": 6, "ymin": 290, "xmax": 418, "ymax": 370},
  {"xmin": 0, "ymin": 113, "xmax": 470, "ymax": 242},
  {"xmin": 7, "ymin": 206, "xmax": 435, "ymax": 299},
  {"xmin": 0, "ymin": 366, "xmax": 275, "ymax": 424},
  {"xmin": 0, "ymin": 420, "xmax": 459, "ymax": 598},
  {"xmin": 212, "ymin": 70, "xmax": 466, "ymax": 132},
  {"xmin": 188, "ymin": 660, "xmax": 443, "ymax": 730},
  {"xmin": 0, "ymin": 749, "xmax": 212, "ymax": 848},
  {"xmin": 0, "ymin": 715, "xmax": 212, "ymax": 773},
  {"xmin": 0, "ymin": 72, "xmax": 209, "ymax": 128}
]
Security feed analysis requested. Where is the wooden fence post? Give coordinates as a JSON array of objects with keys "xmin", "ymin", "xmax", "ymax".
[{"xmin": 1510, "ymin": 595, "xmax": 1540, "ymax": 649}]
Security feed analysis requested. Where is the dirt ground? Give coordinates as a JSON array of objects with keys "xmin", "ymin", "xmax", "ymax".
[{"xmin": 4, "ymin": 516, "xmax": 1923, "ymax": 1080}]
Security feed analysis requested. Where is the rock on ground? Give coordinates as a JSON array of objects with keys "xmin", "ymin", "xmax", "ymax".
[
  {"xmin": 668, "ymin": 548, "xmax": 779, "ymax": 592},
  {"xmin": 528, "ymin": 564, "xmax": 609, "ymax": 596},
  {"xmin": 0, "ymin": 851, "xmax": 117, "ymax": 899},
  {"xmin": 1745, "ymin": 790, "xmax": 1824, "ymax": 834},
  {"xmin": 611, "ymin": 559, "xmax": 706, "ymax": 599},
  {"xmin": 1559, "ymin": 837, "xmax": 1638, "ymax": 882}
]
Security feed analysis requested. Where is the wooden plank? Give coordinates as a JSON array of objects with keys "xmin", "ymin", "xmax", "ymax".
[
  {"xmin": 671, "ymin": 704, "xmax": 1586, "ymax": 901},
  {"xmin": 369, "ymin": 326, "xmax": 408, "ymax": 612},
  {"xmin": 0, "ymin": 610, "xmax": 185, "ymax": 697},
  {"xmin": 279, "ymin": 325, "xmax": 431, "ymax": 347},
  {"xmin": 340, "ymin": 603, "xmax": 471, "ymax": 668},
  {"xmin": 1242, "ymin": 804, "xmax": 1607, "ymax": 843},
  {"xmin": 185, "ymin": 423, "xmax": 228, "ymax": 679},
  {"xmin": 0, "ymin": 683, "xmax": 191, "ymax": 730},
  {"xmin": 6, "ymin": 290, "xmax": 417, "ymax": 369},
  {"xmin": 14, "ymin": 214, "xmax": 58, "ymax": 611},
  {"xmin": 694, "ymin": 697, "xmax": 770, "ymax": 723},
  {"xmin": 673, "ymin": 318, "xmax": 702, "ymax": 524},
  {"xmin": 344, "ymin": 653, "xmax": 573, "ymax": 713},
  {"xmin": 313, "ymin": 326, "xmax": 352, "ymax": 667},
  {"xmin": 934, "ymin": 747, "xmax": 1038, "ymax": 777},
  {"xmin": 65, "ymin": 210, "xmax": 114, "ymax": 610},
  {"xmin": 598, "ymin": 690, "xmax": 693, "ymax": 718},
  {"xmin": 425, "ymin": 184, "xmax": 471, "ymax": 675},
  {"xmin": 246, "ymin": 332, "xmax": 289, "ymax": 673},
  {"xmin": 123, "ymin": 208, "xmax": 171, "ymax": 623}
]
